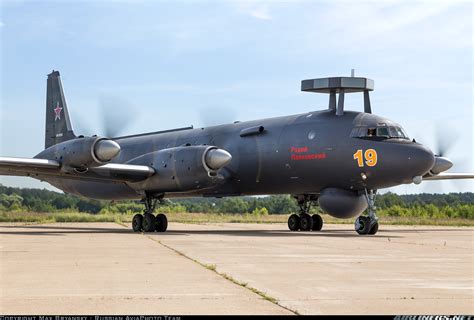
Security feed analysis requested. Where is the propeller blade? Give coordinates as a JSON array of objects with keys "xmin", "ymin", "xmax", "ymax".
[
  {"xmin": 434, "ymin": 124, "xmax": 456, "ymax": 157},
  {"xmin": 415, "ymin": 124, "xmax": 470, "ymax": 193},
  {"xmin": 98, "ymin": 95, "xmax": 137, "ymax": 138},
  {"xmin": 70, "ymin": 112, "xmax": 96, "ymax": 137}
]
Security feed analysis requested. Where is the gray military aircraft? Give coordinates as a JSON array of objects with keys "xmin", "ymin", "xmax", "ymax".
[{"xmin": 1, "ymin": 71, "xmax": 472, "ymax": 235}]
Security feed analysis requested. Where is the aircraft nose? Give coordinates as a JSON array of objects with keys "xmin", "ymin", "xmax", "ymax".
[{"xmin": 411, "ymin": 144, "xmax": 435, "ymax": 176}]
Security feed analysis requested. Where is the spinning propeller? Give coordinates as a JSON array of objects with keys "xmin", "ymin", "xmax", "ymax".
[{"xmin": 73, "ymin": 95, "xmax": 137, "ymax": 139}]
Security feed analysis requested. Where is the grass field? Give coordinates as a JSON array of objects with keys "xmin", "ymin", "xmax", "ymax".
[{"xmin": 1, "ymin": 211, "xmax": 473, "ymax": 226}]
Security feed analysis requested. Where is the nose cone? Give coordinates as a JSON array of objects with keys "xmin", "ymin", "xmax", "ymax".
[
  {"xmin": 412, "ymin": 145, "xmax": 435, "ymax": 176},
  {"xmin": 94, "ymin": 139, "xmax": 121, "ymax": 162},
  {"xmin": 205, "ymin": 148, "xmax": 232, "ymax": 170},
  {"xmin": 430, "ymin": 156, "xmax": 453, "ymax": 174}
]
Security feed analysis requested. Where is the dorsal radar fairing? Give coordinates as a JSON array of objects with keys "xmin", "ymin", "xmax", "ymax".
[{"xmin": 301, "ymin": 75, "xmax": 374, "ymax": 115}]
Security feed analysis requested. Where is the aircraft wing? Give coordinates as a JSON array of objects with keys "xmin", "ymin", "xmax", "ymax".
[
  {"xmin": 423, "ymin": 172, "xmax": 474, "ymax": 181},
  {"xmin": 0, "ymin": 156, "xmax": 155, "ymax": 182}
]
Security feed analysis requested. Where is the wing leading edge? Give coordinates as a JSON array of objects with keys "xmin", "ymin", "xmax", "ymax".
[
  {"xmin": 423, "ymin": 172, "xmax": 474, "ymax": 181},
  {"xmin": 0, "ymin": 156, "xmax": 155, "ymax": 183}
]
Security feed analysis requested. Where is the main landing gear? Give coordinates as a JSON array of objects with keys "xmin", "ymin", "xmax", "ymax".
[
  {"xmin": 288, "ymin": 195, "xmax": 323, "ymax": 232},
  {"xmin": 355, "ymin": 189, "xmax": 379, "ymax": 235},
  {"xmin": 132, "ymin": 196, "xmax": 168, "ymax": 233}
]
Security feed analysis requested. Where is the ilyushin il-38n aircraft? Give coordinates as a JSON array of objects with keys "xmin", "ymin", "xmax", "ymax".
[{"xmin": 1, "ymin": 71, "xmax": 472, "ymax": 235}]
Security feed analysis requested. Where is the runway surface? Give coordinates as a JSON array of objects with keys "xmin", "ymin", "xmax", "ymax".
[{"xmin": 0, "ymin": 222, "xmax": 472, "ymax": 314}]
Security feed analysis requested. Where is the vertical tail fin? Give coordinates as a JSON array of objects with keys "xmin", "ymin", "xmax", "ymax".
[{"xmin": 45, "ymin": 70, "xmax": 76, "ymax": 148}]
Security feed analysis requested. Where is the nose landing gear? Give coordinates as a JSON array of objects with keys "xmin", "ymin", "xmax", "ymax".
[
  {"xmin": 132, "ymin": 194, "xmax": 168, "ymax": 233},
  {"xmin": 355, "ymin": 189, "xmax": 379, "ymax": 235},
  {"xmin": 288, "ymin": 195, "xmax": 323, "ymax": 232}
]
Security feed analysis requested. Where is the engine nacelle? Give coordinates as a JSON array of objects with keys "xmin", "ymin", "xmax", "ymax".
[
  {"xmin": 128, "ymin": 145, "xmax": 232, "ymax": 193},
  {"xmin": 37, "ymin": 137, "xmax": 121, "ymax": 169},
  {"xmin": 318, "ymin": 188, "xmax": 368, "ymax": 219}
]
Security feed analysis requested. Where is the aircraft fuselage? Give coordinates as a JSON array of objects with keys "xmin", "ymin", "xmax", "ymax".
[{"xmin": 43, "ymin": 109, "xmax": 434, "ymax": 200}]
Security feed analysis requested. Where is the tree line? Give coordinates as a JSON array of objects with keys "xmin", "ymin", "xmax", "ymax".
[{"xmin": 0, "ymin": 184, "xmax": 473, "ymax": 219}]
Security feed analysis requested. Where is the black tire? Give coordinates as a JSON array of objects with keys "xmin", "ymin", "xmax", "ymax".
[
  {"xmin": 288, "ymin": 214, "xmax": 300, "ymax": 231},
  {"xmin": 369, "ymin": 221, "xmax": 379, "ymax": 235},
  {"xmin": 142, "ymin": 213, "xmax": 156, "ymax": 232},
  {"xmin": 299, "ymin": 214, "xmax": 313, "ymax": 231},
  {"xmin": 132, "ymin": 214, "xmax": 143, "ymax": 232},
  {"xmin": 155, "ymin": 213, "xmax": 168, "ymax": 232},
  {"xmin": 355, "ymin": 216, "xmax": 371, "ymax": 235},
  {"xmin": 311, "ymin": 214, "xmax": 323, "ymax": 231}
]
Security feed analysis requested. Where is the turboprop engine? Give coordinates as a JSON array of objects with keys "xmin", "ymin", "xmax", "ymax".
[
  {"xmin": 318, "ymin": 188, "xmax": 368, "ymax": 219},
  {"xmin": 36, "ymin": 136, "xmax": 121, "ymax": 169},
  {"xmin": 128, "ymin": 145, "xmax": 232, "ymax": 193}
]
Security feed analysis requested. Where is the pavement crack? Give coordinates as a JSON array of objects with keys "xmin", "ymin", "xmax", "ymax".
[{"xmin": 146, "ymin": 235, "xmax": 299, "ymax": 315}]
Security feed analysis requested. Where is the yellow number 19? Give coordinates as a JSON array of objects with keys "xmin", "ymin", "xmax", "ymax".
[{"xmin": 353, "ymin": 149, "xmax": 378, "ymax": 167}]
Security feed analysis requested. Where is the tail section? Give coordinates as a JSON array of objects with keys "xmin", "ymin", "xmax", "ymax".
[{"xmin": 45, "ymin": 70, "xmax": 76, "ymax": 148}]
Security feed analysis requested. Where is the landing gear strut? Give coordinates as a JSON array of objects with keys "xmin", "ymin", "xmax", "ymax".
[
  {"xmin": 288, "ymin": 195, "xmax": 323, "ymax": 232},
  {"xmin": 355, "ymin": 189, "xmax": 379, "ymax": 235},
  {"xmin": 132, "ymin": 195, "xmax": 168, "ymax": 233}
]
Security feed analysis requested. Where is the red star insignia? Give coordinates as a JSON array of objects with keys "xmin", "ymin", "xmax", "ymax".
[{"xmin": 54, "ymin": 102, "xmax": 62, "ymax": 121}]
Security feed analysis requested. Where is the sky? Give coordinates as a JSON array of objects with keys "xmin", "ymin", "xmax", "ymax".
[{"xmin": 0, "ymin": 0, "xmax": 472, "ymax": 194}]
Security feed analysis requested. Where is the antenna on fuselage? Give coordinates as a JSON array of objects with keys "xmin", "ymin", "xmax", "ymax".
[{"xmin": 301, "ymin": 72, "xmax": 374, "ymax": 115}]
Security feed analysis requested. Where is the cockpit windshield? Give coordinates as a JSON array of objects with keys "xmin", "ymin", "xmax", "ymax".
[
  {"xmin": 351, "ymin": 125, "xmax": 409, "ymax": 140},
  {"xmin": 388, "ymin": 127, "xmax": 408, "ymax": 139}
]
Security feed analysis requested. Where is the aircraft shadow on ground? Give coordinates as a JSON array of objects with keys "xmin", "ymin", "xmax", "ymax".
[
  {"xmin": 0, "ymin": 224, "xmax": 420, "ymax": 238},
  {"xmin": 162, "ymin": 229, "xmax": 403, "ymax": 238},
  {"xmin": 0, "ymin": 224, "xmax": 131, "ymax": 236}
]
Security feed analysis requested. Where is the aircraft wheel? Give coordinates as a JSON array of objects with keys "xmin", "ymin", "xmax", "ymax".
[
  {"xmin": 311, "ymin": 214, "xmax": 323, "ymax": 231},
  {"xmin": 369, "ymin": 221, "xmax": 379, "ymax": 235},
  {"xmin": 288, "ymin": 214, "xmax": 300, "ymax": 231},
  {"xmin": 155, "ymin": 213, "xmax": 168, "ymax": 232},
  {"xmin": 142, "ymin": 213, "xmax": 156, "ymax": 232},
  {"xmin": 132, "ymin": 214, "xmax": 143, "ymax": 232},
  {"xmin": 355, "ymin": 216, "xmax": 371, "ymax": 235},
  {"xmin": 299, "ymin": 214, "xmax": 313, "ymax": 231}
]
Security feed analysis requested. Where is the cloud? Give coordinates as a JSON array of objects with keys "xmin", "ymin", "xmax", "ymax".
[
  {"xmin": 249, "ymin": 5, "xmax": 271, "ymax": 20},
  {"xmin": 0, "ymin": 21, "xmax": 4, "ymax": 28},
  {"xmin": 302, "ymin": 1, "xmax": 465, "ymax": 52},
  {"xmin": 235, "ymin": 2, "xmax": 272, "ymax": 20}
]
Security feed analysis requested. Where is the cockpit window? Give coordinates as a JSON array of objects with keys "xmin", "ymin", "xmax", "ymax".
[
  {"xmin": 389, "ymin": 126, "xmax": 408, "ymax": 139},
  {"xmin": 367, "ymin": 128, "xmax": 376, "ymax": 137},
  {"xmin": 351, "ymin": 126, "xmax": 409, "ymax": 140},
  {"xmin": 377, "ymin": 127, "xmax": 390, "ymax": 138}
]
